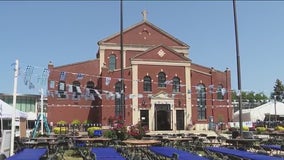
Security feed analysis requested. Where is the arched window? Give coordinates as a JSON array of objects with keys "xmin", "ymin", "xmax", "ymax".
[
  {"xmin": 109, "ymin": 54, "xmax": 116, "ymax": 71},
  {"xmin": 197, "ymin": 83, "xmax": 206, "ymax": 119},
  {"xmin": 172, "ymin": 76, "xmax": 180, "ymax": 93},
  {"xmin": 115, "ymin": 81, "xmax": 124, "ymax": 118},
  {"xmin": 72, "ymin": 81, "xmax": 81, "ymax": 99},
  {"xmin": 217, "ymin": 84, "xmax": 224, "ymax": 100},
  {"xmin": 143, "ymin": 76, "xmax": 152, "ymax": 92},
  {"xmin": 58, "ymin": 81, "xmax": 66, "ymax": 98},
  {"xmin": 158, "ymin": 72, "xmax": 166, "ymax": 88},
  {"xmin": 86, "ymin": 81, "xmax": 95, "ymax": 99}
]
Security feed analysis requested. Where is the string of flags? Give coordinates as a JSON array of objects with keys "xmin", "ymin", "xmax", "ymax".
[
  {"xmin": 19, "ymin": 63, "xmax": 230, "ymax": 92},
  {"xmin": 22, "ymin": 65, "xmax": 49, "ymax": 90},
  {"xmin": 47, "ymin": 102, "xmax": 235, "ymax": 109},
  {"xmin": 18, "ymin": 63, "xmax": 233, "ymax": 100}
]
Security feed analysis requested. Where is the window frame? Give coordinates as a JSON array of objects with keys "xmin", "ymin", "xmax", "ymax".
[
  {"xmin": 57, "ymin": 81, "xmax": 66, "ymax": 98},
  {"xmin": 197, "ymin": 83, "xmax": 206, "ymax": 120},
  {"xmin": 217, "ymin": 84, "xmax": 224, "ymax": 100},
  {"xmin": 143, "ymin": 76, "xmax": 152, "ymax": 92},
  {"xmin": 72, "ymin": 81, "xmax": 81, "ymax": 99},
  {"xmin": 158, "ymin": 72, "xmax": 166, "ymax": 88},
  {"xmin": 109, "ymin": 54, "xmax": 116, "ymax": 71},
  {"xmin": 172, "ymin": 76, "xmax": 180, "ymax": 93}
]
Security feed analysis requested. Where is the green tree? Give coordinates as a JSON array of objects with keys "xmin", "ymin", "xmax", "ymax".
[
  {"xmin": 254, "ymin": 92, "xmax": 268, "ymax": 103},
  {"xmin": 272, "ymin": 79, "xmax": 284, "ymax": 101},
  {"xmin": 231, "ymin": 90, "xmax": 268, "ymax": 103}
]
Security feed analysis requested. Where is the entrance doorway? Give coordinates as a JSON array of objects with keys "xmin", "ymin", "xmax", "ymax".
[
  {"xmin": 140, "ymin": 110, "xmax": 149, "ymax": 130},
  {"xmin": 176, "ymin": 110, "xmax": 184, "ymax": 130},
  {"xmin": 155, "ymin": 104, "xmax": 171, "ymax": 131}
]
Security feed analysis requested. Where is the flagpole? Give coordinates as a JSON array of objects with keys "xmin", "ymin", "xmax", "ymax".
[
  {"xmin": 233, "ymin": 0, "xmax": 243, "ymax": 138},
  {"xmin": 0, "ymin": 104, "xmax": 3, "ymax": 137},
  {"xmin": 120, "ymin": 0, "xmax": 125, "ymax": 120},
  {"xmin": 40, "ymin": 88, "xmax": 44, "ymax": 135},
  {"xmin": 10, "ymin": 59, "xmax": 19, "ymax": 156}
]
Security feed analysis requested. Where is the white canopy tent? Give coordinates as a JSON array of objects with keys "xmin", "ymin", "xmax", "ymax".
[
  {"xmin": 0, "ymin": 99, "xmax": 27, "ymax": 119},
  {"xmin": 26, "ymin": 112, "xmax": 37, "ymax": 120},
  {"xmin": 233, "ymin": 101, "xmax": 284, "ymax": 122}
]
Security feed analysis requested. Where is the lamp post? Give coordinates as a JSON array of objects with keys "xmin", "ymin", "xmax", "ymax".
[
  {"xmin": 10, "ymin": 59, "xmax": 19, "ymax": 156},
  {"xmin": 120, "ymin": 0, "xmax": 125, "ymax": 120},
  {"xmin": 274, "ymin": 95, "xmax": 277, "ymax": 122},
  {"xmin": 233, "ymin": 0, "xmax": 243, "ymax": 138}
]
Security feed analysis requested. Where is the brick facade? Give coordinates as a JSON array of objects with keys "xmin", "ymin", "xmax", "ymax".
[{"xmin": 47, "ymin": 19, "xmax": 232, "ymax": 131}]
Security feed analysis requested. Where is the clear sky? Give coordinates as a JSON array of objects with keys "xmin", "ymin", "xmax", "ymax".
[{"xmin": 0, "ymin": 1, "xmax": 283, "ymax": 97}]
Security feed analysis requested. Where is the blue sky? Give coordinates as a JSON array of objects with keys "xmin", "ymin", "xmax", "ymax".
[{"xmin": 0, "ymin": 1, "xmax": 283, "ymax": 97}]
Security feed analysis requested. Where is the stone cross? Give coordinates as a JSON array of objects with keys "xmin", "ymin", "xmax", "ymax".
[{"xmin": 142, "ymin": 10, "xmax": 147, "ymax": 21}]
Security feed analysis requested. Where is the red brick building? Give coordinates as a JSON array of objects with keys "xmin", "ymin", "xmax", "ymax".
[{"xmin": 47, "ymin": 16, "xmax": 232, "ymax": 131}]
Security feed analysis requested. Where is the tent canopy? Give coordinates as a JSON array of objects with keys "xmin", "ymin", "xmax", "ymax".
[
  {"xmin": 0, "ymin": 99, "xmax": 28, "ymax": 119},
  {"xmin": 233, "ymin": 101, "xmax": 284, "ymax": 122}
]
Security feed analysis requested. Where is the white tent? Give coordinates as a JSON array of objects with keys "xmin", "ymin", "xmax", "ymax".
[
  {"xmin": 0, "ymin": 99, "xmax": 27, "ymax": 119},
  {"xmin": 26, "ymin": 112, "xmax": 37, "ymax": 120},
  {"xmin": 233, "ymin": 101, "xmax": 284, "ymax": 122}
]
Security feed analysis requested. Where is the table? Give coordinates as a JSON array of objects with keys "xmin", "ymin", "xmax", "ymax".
[
  {"xmin": 163, "ymin": 137, "xmax": 192, "ymax": 147},
  {"xmin": 31, "ymin": 137, "xmax": 57, "ymax": 142},
  {"xmin": 122, "ymin": 139, "xmax": 161, "ymax": 146},
  {"xmin": 75, "ymin": 137, "xmax": 111, "ymax": 160},
  {"xmin": 77, "ymin": 137, "xmax": 111, "ymax": 146},
  {"xmin": 23, "ymin": 141, "xmax": 38, "ymax": 148},
  {"xmin": 6, "ymin": 148, "xmax": 47, "ymax": 160},
  {"xmin": 225, "ymin": 138, "xmax": 259, "ymax": 149},
  {"xmin": 150, "ymin": 146, "xmax": 208, "ymax": 160},
  {"xmin": 206, "ymin": 146, "xmax": 283, "ymax": 160},
  {"xmin": 269, "ymin": 132, "xmax": 284, "ymax": 144},
  {"xmin": 269, "ymin": 132, "xmax": 284, "ymax": 138},
  {"xmin": 91, "ymin": 147, "xmax": 126, "ymax": 160},
  {"xmin": 122, "ymin": 139, "xmax": 161, "ymax": 159}
]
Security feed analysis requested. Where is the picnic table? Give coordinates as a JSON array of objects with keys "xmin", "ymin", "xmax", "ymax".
[
  {"xmin": 6, "ymin": 148, "xmax": 47, "ymax": 160},
  {"xmin": 206, "ymin": 146, "xmax": 283, "ymax": 160}
]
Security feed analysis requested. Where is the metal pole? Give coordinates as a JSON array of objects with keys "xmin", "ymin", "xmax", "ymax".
[
  {"xmin": 233, "ymin": 0, "xmax": 243, "ymax": 138},
  {"xmin": 10, "ymin": 59, "xmax": 19, "ymax": 156},
  {"xmin": 120, "ymin": 0, "xmax": 125, "ymax": 120},
  {"xmin": 274, "ymin": 95, "xmax": 277, "ymax": 122},
  {"xmin": 40, "ymin": 88, "xmax": 44, "ymax": 135},
  {"xmin": 0, "ymin": 104, "xmax": 3, "ymax": 137}
]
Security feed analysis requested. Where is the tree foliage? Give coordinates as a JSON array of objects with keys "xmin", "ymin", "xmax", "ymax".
[
  {"xmin": 231, "ymin": 90, "xmax": 268, "ymax": 103},
  {"xmin": 272, "ymin": 79, "xmax": 284, "ymax": 101}
]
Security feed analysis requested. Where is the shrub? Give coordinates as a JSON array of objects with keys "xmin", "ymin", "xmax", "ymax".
[
  {"xmin": 107, "ymin": 116, "xmax": 128, "ymax": 140},
  {"xmin": 103, "ymin": 129, "xmax": 116, "ymax": 139},
  {"xmin": 275, "ymin": 126, "xmax": 284, "ymax": 131},
  {"xmin": 128, "ymin": 121, "xmax": 147, "ymax": 139},
  {"xmin": 256, "ymin": 127, "xmax": 266, "ymax": 134},
  {"xmin": 57, "ymin": 120, "xmax": 67, "ymax": 126},
  {"xmin": 87, "ymin": 126, "xmax": 102, "ymax": 137},
  {"xmin": 54, "ymin": 120, "xmax": 68, "ymax": 134},
  {"xmin": 71, "ymin": 119, "xmax": 81, "ymax": 125},
  {"xmin": 243, "ymin": 126, "xmax": 249, "ymax": 131},
  {"xmin": 53, "ymin": 127, "xmax": 68, "ymax": 134}
]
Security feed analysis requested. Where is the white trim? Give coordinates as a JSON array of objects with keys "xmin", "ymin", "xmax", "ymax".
[
  {"xmin": 132, "ymin": 65, "xmax": 139, "ymax": 125},
  {"xmin": 99, "ymin": 43, "xmax": 189, "ymax": 55},
  {"xmin": 131, "ymin": 60, "xmax": 191, "ymax": 67}
]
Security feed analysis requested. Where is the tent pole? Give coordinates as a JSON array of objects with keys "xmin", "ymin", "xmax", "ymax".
[{"xmin": 0, "ymin": 104, "xmax": 3, "ymax": 137}]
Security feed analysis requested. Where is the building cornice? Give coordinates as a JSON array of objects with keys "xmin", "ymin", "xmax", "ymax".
[{"xmin": 131, "ymin": 60, "xmax": 191, "ymax": 67}]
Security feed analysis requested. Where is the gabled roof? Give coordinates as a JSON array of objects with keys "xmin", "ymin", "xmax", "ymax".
[
  {"xmin": 131, "ymin": 44, "xmax": 191, "ymax": 62},
  {"xmin": 98, "ymin": 20, "xmax": 189, "ymax": 48}
]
